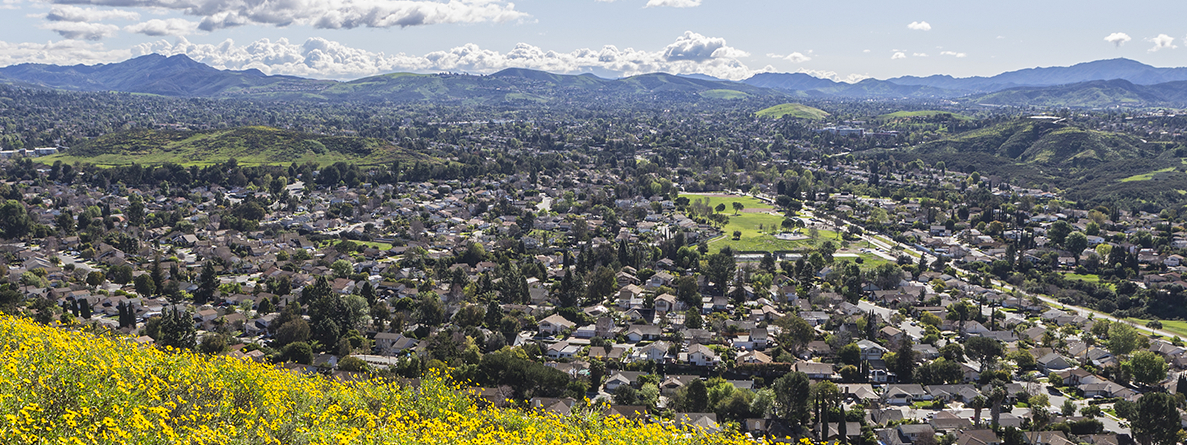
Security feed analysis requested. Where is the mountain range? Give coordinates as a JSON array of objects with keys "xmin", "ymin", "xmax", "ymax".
[{"xmin": 5, "ymin": 54, "xmax": 1187, "ymax": 107}]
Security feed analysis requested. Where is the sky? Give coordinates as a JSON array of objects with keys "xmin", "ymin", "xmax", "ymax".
[{"xmin": 1, "ymin": 0, "xmax": 1186, "ymax": 82}]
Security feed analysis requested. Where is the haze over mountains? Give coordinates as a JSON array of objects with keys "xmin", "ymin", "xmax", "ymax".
[{"xmin": 4, "ymin": 54, "xmax": 1187, "ymax": 107}]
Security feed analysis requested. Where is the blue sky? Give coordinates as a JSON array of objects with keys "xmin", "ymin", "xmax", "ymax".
[{"xmin": 0, "ymin": 0, "xmax": 1184, "ymax": 81}]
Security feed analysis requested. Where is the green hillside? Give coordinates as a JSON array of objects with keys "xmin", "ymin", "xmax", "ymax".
[
  {"xmin": 43, "ymin": 126, "xmax": 436, "ymax": 167},
  {"xmin": 913, "ymin": 119, "xmax": 1151, "ymax": 168},
  {"xmin": 902, "ymin": 118, "xmax": 1187, "ymax": 207},
  {"xmin": 876, "ymin": 110, "xmax": 972, "ymax": 120},
  {"xmin": 970, "ymin": 79, "xmax": 1166, "ymax": 108},
  {"xmin": 755, "ymin": 103, "xmax": 829, "ymax": 119}
]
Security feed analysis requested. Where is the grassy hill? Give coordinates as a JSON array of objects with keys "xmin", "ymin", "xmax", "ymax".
[
  {"xmin": 0, "ymin": 315, "xmax": 751, "ymax": 444},
  {"xmin": 901, "ymin": 118, "xmax": 1187, "ymax": 207},
  {"xmin": 755, "ymin": 103, "xmax": 829, "ymax": 120},
  {"xmin": 43, "ymin": 126, "xmax": 436, "ymax": 167},
  {"xmin": 968, "ymin": 79, "xmax": 1187, "ymax": 108},
  {"xmin": 875, "ymin": 110, "xmax": 972, "ymax": 121}
]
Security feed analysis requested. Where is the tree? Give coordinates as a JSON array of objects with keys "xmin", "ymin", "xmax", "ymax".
[
  {"xmin": 1060, "ymin": 399, "xmax": 1077, "ymax": 417},
  {"xmin": 969, "ymin": 395, "xmax": 986, "ymax": 426},
  {"xmin": 965, "ymin": 336, "xmax": 1004, "ymax": 370},
  {"xmin": 1108, "ymin": 322, "xmax": 1144, "ymax": 358},
  {"xmin": 776, "ymin": 315, "xmax": 814, "ymax": 356},
  {"xmin": 585, "ymin": 266, "xmax": 617, "ymax": 303},
  {"xmin": 715, "ymin": 203, "xmax": 726, "ymax": 213},
  {"xmin": 705, "ymin": 251, "xmax": 736, "ymax": 291},
  {"xmin": 194, "ymin": 261, "xmax": 217, "ymax": 305},
  {"xmin": 281, "ymin": 341, "xmax": 313, "ymax": 364},
  {"xmin": 1129, "ymin": 350, "xmax": 1170, "ymax": 387},
  {"xmin": 773, "ymin": 371, "xmax": 810, "ymax": 425},
  {"xmin": 837, "ymin": 343, "xmax": 861, "ymax": 366},
  {"xmin": 1133, "ymin": 392, "xmax": 1181, "ymax": 445},
  {"xmin": 895, "ymin": 336, "xmax": 915, "ymax": 382},
  {"xmin": 732, "ymin": 201, "xmax": 744, "ymax": 215},
  {"xmin": 199, "ymin": 333, "xmax": 228, "ymax": 354},
  {"xmin": 685, "ymin": 379, "xmax": 708, "ymax": 412},
  {"xmin": 331, "ymin": 259, "xmax": 352, "ymax": 278},
  {"xmin": 1066, "ymin": 232, "xmax": 1088, "ymax": 260},
  {"xmin": 0, "ymin": 200, "xmax": 31, "ymax": 239},
  {"xmin": 157, "ymin": 307, "xmax": 196, "ymax": 350},
  {"xmin": 988, "ymin": 383, "xmax": 1007, "ymax": 427}
]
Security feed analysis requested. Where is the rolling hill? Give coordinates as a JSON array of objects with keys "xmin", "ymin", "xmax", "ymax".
[
  {"xmin": 755, "ymin": 103, "xmax": 830, "ymax": 119},
  {"xmin": 896, "ymin": 118, "xmax": 1187, "ymax": 207},
  {"xmin": 0, "ymin": 54, "xmax": 332, "ymax": 97},
  {"xmin": 970, "ymin": 79, "xmax": 1187, "ymax": 107},
  {"xmin": 0, "ymin": 55, "xmax": 783, "ymax": 104},
  {"xmin": 889, "ymin": 58, "xmax": 1187, "ymax": 91},
  {"xmin": 43, "ymin": 126, "xmax": 436, "ymax": 166}
]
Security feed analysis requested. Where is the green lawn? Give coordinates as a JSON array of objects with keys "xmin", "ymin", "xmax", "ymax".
[
  {"xmin": 1127, "ymin": 317, "xmax": 1187, "ymax": 339},
  {"xmin": 1061, "ymin": 273, "xmax": 1116, "ymax": 291},
  {"xmin": 680, "ymin": 193, "xmax": 771, "ymax": 212},
  {"xmin": 1119, "ymin": 167, "xmax": 1175, "ymax": 182}
]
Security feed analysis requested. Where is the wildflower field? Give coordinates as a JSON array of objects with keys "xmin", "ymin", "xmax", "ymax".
[{"xmin": 0, "ymin": 315, "xmax": 766, "ymax": 444}]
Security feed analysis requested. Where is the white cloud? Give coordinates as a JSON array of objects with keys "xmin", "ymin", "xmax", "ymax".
[
  {"xmin": 1104, "ymin": 32, "xmax": 1131, "ymax": 47},
  {"xmin": 793, "ymin": 68, "xmax": 868, "ymax": 84},
  {"xmin": 939, "ymin": 50, "xmax": 966, "ymax": 58},
  {"xmin": 912, "ymin": 52, "xmax": 927, "ymax": 57},
  {"xmin": 1, "ymin": 0, "xmax": 20, "ymax": 9},
  {"xmin": 644, "ymin": 0, "xmax": 701, "ymax": 7},
  {"xmin": 891, "ymin": 52, "xmax": 906, "ymax": 59},
  {"xmin": 51, "ymin": 0, "xmax": 529, "ymax": 31},
  {"xmin": 45, "ymin": 5, "xmax": 139, "ymax": 22},
  {"xmin": 125, "ymin": 18, "xmax": 200, "ymax": 36},
  {"xmin": 128, "ymin": 31, "xmax": 764, "ymax": 80},
  {"xmin": 767, "ymin": 52, "xmax": 810, "ymax": 63},
  {"xmin": 0, "ymin": 39, "xmax": 130, "ymax": 65},
  {"xmin": 1148, "ymin": 34, "xmax": 1176, "ymax": 52},
  {"xmin": 40, "ymin": 21, "xmax": 121, "ymax": 40},
  {"xmin": 661, "ymin": 31, "xmax": 746, "ymax": 61},
  {"xmin": 862, "ymin": 49, "xmax": 870, "ymax": 53},
  {"xmin": 907, "ymin": 21, "xmax": 930, "ymax": 31}
]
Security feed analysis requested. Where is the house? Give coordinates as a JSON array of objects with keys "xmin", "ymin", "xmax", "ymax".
[
  {"xmin": 686, "ymin": 344, "xmax": 721, "ymax": 367},
  {"xmin": 604, "ymin": 371, "xmax": 643, "ymax": 391},
  {"xmin": 880, "ymin": 326, "xmax": 904, "ymax": 346},
  {"xmin": 1036, "ymin": 353, "xmax": 1074, "ymax": 372},
  {"xmin": 546, "ymin": 341, "xmax": 582, "ymax": 359},
  {"xmin": 857, "ymin": 339, "xmax": 888, "ymax": 361},
  {"xmin": 538, "ymin": 314, "xmax": 576, "ymax": 336},
  {"xmin": 929, "ymin": 410, "xmax": 972, "ymax": 432},
  {"xmin": 957, "ymin": 429, "xmax": 1001, "ymax": 445},
  {"xmin": 898, "ymin": 424, "xmax": 937, "ymax": 443},
  {"xmin": 1023, "ymin": 431, "xmax": 1074, "ymax": 445},
  {"xmin": 884, "ymin": 384, "xmax": 930, "ymax": 405},
  {"xmin": 374, "ymin": 332, "xmax": 418, "ymax": 356},
  {"xmin": 635, "ymin": 341, "xmax": 669, "ymax": 362},
  {"xmin": 654, "ymin": 293, "xmax": 680, "ymax": 314},
  {"xmin": 625, "ymin": 324, "xmax": 662, "ymax": 342},
  {"xmin": 795, "ymin": 361, "xmax": 835, "ymax": 380}
]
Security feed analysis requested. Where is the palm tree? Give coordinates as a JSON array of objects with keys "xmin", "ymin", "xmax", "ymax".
[
  {"xmin": 969, "ymin": 395, "xmax": 986, "ymax": 427},
  {"xmin": 989, "ymin": 384, "xmax": 1007, "ymax": 428}
]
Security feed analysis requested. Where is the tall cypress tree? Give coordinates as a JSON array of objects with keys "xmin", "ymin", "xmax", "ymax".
[{"xmin": 194, "ymin": 261, "xmax": 217, "ymax": 304}]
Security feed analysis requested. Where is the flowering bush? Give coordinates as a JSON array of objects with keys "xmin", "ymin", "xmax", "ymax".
[{"xmin": 0, "ymin": 316, "xmax": 769, "ymax": 444}]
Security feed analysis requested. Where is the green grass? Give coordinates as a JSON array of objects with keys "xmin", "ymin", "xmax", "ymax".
[
  {"xmin": 679, "ymin": 193, "xmax": 771, "ymax": 212},
  {"xmin": 355, "ymin": 241, "xmax": 394, "ymax": 251},
  {"xmin": 43, "ymin": 126, "xmax": 436, "ymax": 167},
  {"xmin": 755, "ymin": 103, "xmax": 830, "ymax": 120},
  {"xmin": 1119, "ymin": 167, "xmax": 1176, "ymax": 182},
  {"xmin": 1127, "ymin": 317, "xmax": 1187, "ymax": 338},
  {"xmin": 877, "ymin": 110, "xmax": 972, "ymax": 120},
  {"xmin": 700, "ymin": 89, "xmax": 750, "ymax": 100}
]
